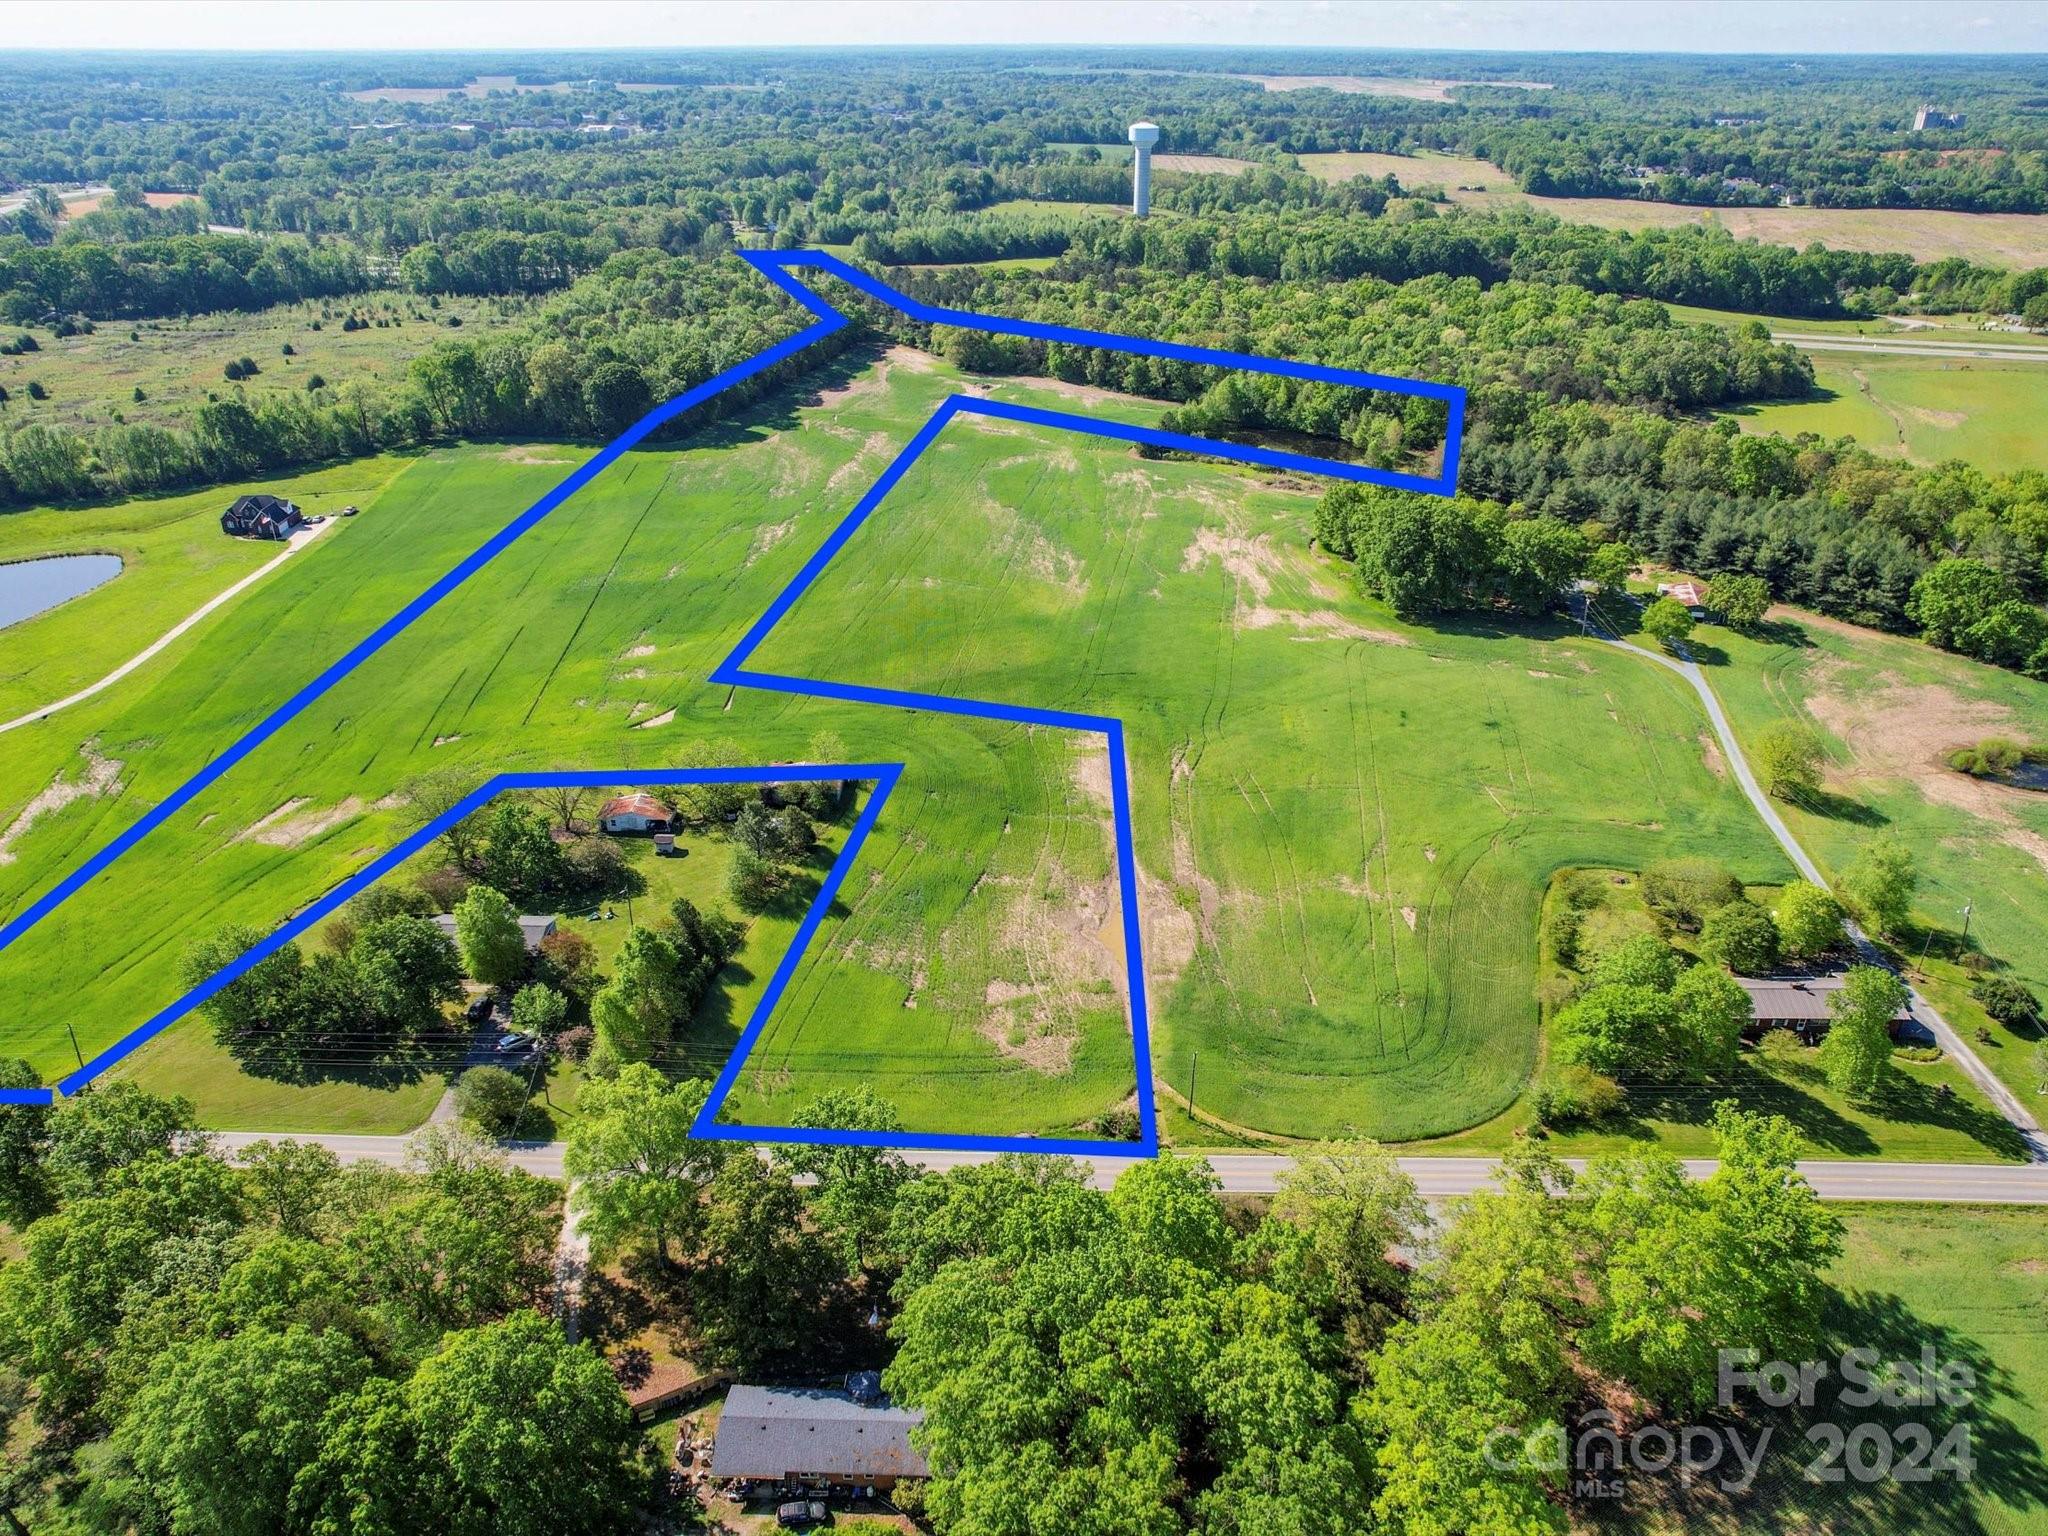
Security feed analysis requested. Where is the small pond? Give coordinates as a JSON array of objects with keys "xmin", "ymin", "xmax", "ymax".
[
  {"xmin": 0, "ymin": 553, "xmax": 124, "ymax": 630},
  {"xmin": 2007, "ymin": 758, "xmax": 2048, "ymax": 793}
]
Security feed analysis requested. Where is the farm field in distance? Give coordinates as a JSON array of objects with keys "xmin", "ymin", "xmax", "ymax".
[
  {"xmin": 1297, "ymin": 149, "xmax": 2048, "ymax": 266},
  {"xmin": 1729, "ymin": 353, "xmax": 2048, "ymax": 471},
  {"xmin": 0, "ymin": 289, "xmax": 535, "ymax": 434}
]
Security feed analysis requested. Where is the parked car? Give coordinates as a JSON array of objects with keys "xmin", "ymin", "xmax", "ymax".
[
  {"xmin": 464, "ymin": 996, "xmax": 494, "ymax": 1024},
  {"xmin": 776, "ymin": 1502, "xmax": 828, "ymax": 1530},
  {"xmin": 494, "ymin": 1031, "xmax": 533, "ymax": 1053}
]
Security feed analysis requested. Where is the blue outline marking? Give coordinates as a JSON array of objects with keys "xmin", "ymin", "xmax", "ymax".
[{"xmin": 1, "ymin": 250, "xmax": 1459, "ymax": 1150}]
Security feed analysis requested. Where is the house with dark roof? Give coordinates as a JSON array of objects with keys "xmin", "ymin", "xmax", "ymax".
[
  {"xmin": 1737, "ymin": 974, "xmax": 1925, "ymax": 1044},
  {"xmin": 221, "ymin": 493, "xmax": 306, "ymax": 540},
  {"xmin": 709, "ymin": 1385, "xmax": 927, "ymax": 1491}
]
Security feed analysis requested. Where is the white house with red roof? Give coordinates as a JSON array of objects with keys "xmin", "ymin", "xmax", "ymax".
[{"xmin": 597, "ymin": 792, "xmax": 675, "ymax": 834}]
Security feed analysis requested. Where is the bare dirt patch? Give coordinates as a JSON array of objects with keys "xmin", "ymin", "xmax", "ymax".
[
  {"xmin": 238, "ymin": 796, "xmax": 364, "ymax": 848},
  {"xmin": 0, "ymin": 742, "xmax": 122, "ymax": 864},
  {"xmin": 1805, "ymin": 665, "xmax": 2048, "ymax": 875},
  {"xmin": 1181, "ymin": 523, "xmax": 1408, "ymax": 644},
  {"xmin": 496, "ymin": 448, "xmax": 578, "ymax": 466},
  {"xmin": 1699, "ymin": 732, "xmax": 1726, "ymax": 778},
  {"xmin": 633, "ymin": 707, "xmax": 677, "ymax": 731},
  {"xmin": 625, "ymin": 643, "xmax": 657, "ymax": 659}
]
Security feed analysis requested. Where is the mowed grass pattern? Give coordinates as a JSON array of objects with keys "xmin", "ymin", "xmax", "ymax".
[
  {"xmin": 750, "ymin": 407, "xmax": 1792, "ymax": 1139},
  {"xmin": 0, "ymin": 355, "xmax": 1150, "ymax": 1135},
  {"xmin": 1, "ymin": 347, "xmax": 1790, "ymax": 1139}
]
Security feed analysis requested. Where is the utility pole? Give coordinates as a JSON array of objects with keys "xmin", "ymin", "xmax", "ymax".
[
  {"xmin": 1187, "ymin": 1051, "xmax": 1198, "ymax": 1118},
  {"xmin": 66, "ymin": 1022, "xmax": 85, "ymax": 1072},
  {"xmin": 1959, "ymin": 901, "xmax": 1973, "ymax": 949}
]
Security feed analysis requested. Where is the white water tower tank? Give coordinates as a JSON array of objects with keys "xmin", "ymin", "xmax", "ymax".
[{"xmin": 1128, "ymin": 121, "xmax": 1160, "ymax": 217}]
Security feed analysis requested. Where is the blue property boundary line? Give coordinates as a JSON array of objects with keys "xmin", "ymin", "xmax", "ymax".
[{"xmin": 0, "ymin": 251, "xmax": 1462, "ymax": 1138}]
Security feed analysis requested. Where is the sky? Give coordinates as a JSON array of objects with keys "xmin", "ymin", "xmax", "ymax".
[{"xmin": 0, "ymin": 0, "xmax": 2044, "ymax": 56}]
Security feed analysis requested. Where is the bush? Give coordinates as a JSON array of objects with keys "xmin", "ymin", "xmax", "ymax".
[
  {"xmin": 1531, "ymin": 1065, "xmax": 1625, "ymax": 1126},
  {"xmin": 556, "ymin": 1024, "xmax": 594, "ymax": 1063},
  {"xmin": 454, "ymin": 1065, "xmax": 528, "ymax": 1136},
  {"xmin": 26, "ymin": 380, "xmax": 48, "ymax": 400},
  {"xmin": 1542, "ymin": 905, "xmax": 1583, "ymax": 969},
  {"xmin": 1948, "ymin": 737, "xmax": 2023, "ymax": 777},
  {"xmin": 1559, "ymin": 869, "xmax": 1608, "ymax": 911},
  {"xmin": 416, "ymin": 863, "xmax": 471, "ymax": 913},
  {"xmin": 726, "ymin": 849, "xmax": 781, "ymax": 912},
  {"xmin": 1641, "ymin": 858, "xmax": 1741, "ymax": 932},
  {"xmin": 1973, "ymin": 974, "xmax": 2041, "ymax": 1028}
]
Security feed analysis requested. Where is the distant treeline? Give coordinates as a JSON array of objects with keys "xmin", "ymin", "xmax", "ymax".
[{"xmin": 893, "ymin": 260, "xmax": 2044, "ymax": 673}]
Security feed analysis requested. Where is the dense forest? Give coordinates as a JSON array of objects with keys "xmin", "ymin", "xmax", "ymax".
[{"xmin": 0, "ymin": 1066, "xmax": 1856, "ymax": 1536}]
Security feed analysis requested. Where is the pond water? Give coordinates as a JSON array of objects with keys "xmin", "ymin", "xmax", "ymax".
[
  {"xmin": 2007, "ymin": 758, "xmax": 2048, "ymax": 793},
  {"xmin": 0, "ymin": 553, "xmax": 125, "ymax": 630}
]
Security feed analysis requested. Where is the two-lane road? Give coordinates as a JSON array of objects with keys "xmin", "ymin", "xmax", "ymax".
[{"xmin": 209, "ymin": 1131, "xmax": 2048, "ymax": 1203}]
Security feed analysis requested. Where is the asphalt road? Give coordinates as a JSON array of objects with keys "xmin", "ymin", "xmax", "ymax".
[
  {"xmin": 209, "ymin": 1132, "xmax": 2048, "ymax": 1203},
  {"xmin": 1598, "ymin": 628, "xmax": 2046, "ymax": 1162},
  {"xmin": 1770, "ymin": 332, "xmax": 2048, "ymax": 363}
]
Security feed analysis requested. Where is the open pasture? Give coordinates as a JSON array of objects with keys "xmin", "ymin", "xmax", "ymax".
[
  {"xmin": 0, "ymin": 290, "xmax": 533, "ymax": 434},
  {"xmin": 1699, "ymin": 610, "xmax": 2048, "ymax": 1109},
  {"xmin": 746, "ymin": 403, "xmax": 1791, "ymax": 1140},
  {"xmin": 0, "ymin": 352, "xmax": 1158, "ymax": 1135},
  {"xmin": 1730, "ymin": 353, "xmax": 2048, "ymax": 471}
]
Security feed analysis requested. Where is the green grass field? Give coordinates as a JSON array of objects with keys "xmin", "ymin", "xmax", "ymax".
[
  {"xmin": 1730, "ymin": 355, "xmax": 2048, "ymax": 471},
  {"xmin": 1616, "ymin": 1204, "xmax": 2048, "ymax": 1536},
  {"xmin": 0, "ymin": 458, "xmax": 415, "ymax": 723},
  {"xmin": 744, "ymin": 404, "xmax": 1792, "ymax": 1140},
  {"xmin": 3, "ymin": 344, "xmax": 2033, "ymax": 1147},
  {"xmin": 0, "ymin": 291, "xmax": 533, "ymax": 435},
  {"xmin": 1695, "ymin": 609, "xmax": 2048, "ymax": 1109}
]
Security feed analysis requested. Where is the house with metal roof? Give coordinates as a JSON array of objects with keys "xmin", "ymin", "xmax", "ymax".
[
  {"xmin": 1737, "ymin": 974, "xmax": 1923, "ymax": 1043},
  {"xmin": 431, "ymin": 911, "xmax": 557, "ymax": 954},
  {"xmin": 709, "ymin": 1385, "xmax": 928, "ymax": 1490}
]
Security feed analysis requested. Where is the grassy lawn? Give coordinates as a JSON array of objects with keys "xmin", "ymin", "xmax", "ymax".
[
  {"xmin": 0, "ymin": 457, "xmax": 416, "ymax": 722},
  {"xmin": 1694, "ymin": 610, "xmax": 2048, "ymax": 1110},
  {"xmin": 746, "ymin": 386, "xmax": 1790, "ymax": 1141},
  {"xmin": 1609, "ymin": 1204, "xmax": 2048, "ymax": 1536},
  {"xmin": 1729, "ymin": 354, "xmax": 2048, "ymax": 471},
  {"xmin": 0, "ymin": 290, "xmax": 534, "ymax": 434},
  {"xmin": 114, "ymin": 1021, "xmax": 451, "ymax": 1133}
]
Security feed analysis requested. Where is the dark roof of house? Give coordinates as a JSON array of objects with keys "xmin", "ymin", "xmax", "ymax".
[
  {"xmin": 227, "ymin": 493, "xmax": 300, "ymax": 518},
  {"xmin": 1738, "ymin": 975, "xmax": 1913, "ymax": 1023},
  {"xmin": 709, "ymin": 1386, "xmax": 928, "ymax": 1481}
]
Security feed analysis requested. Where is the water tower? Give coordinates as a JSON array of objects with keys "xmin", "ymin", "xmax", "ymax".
[{"xmin": 1128, "ymin": 121, "xmax": 1160, "ymax": 217}]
